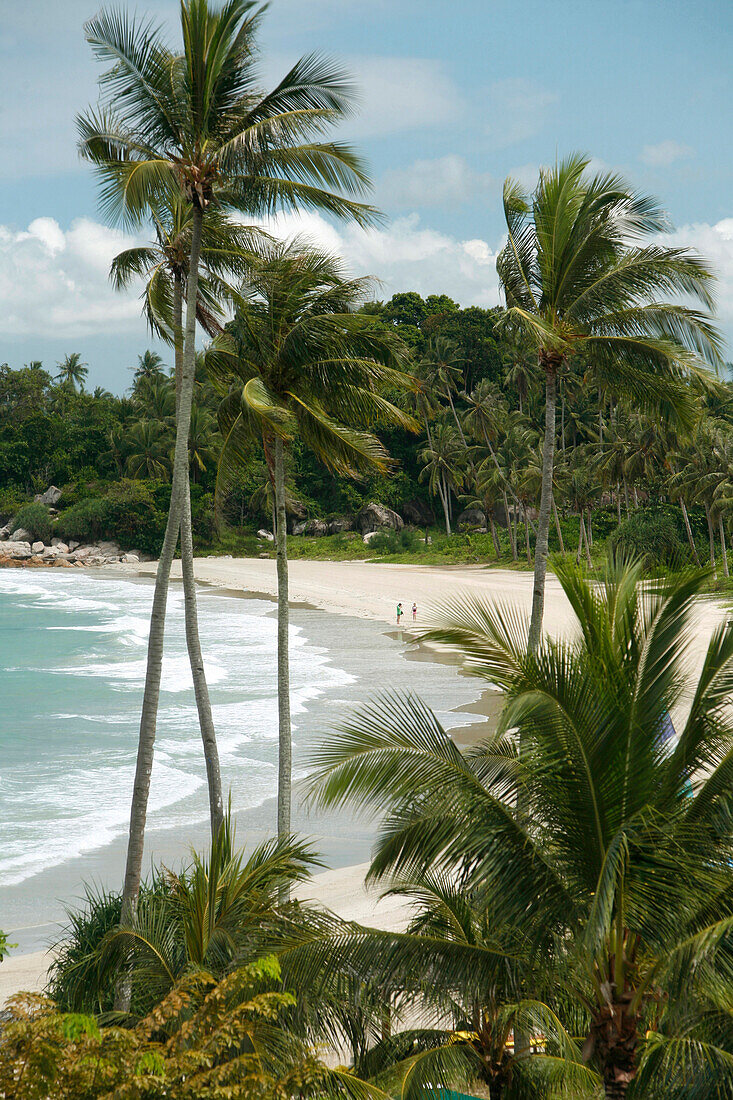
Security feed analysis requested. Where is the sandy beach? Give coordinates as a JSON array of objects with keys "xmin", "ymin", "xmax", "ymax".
[{"xmin": 2, "ymin": 557, "xmax": 728, "ymax": 1006}]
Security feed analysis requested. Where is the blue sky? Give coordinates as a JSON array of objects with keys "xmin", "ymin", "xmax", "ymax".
[{"xmin": 1, "ymin": 0, "xmax": 731, "ymax": 391}]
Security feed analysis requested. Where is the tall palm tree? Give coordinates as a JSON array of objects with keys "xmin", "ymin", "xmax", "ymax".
[
  {"xmin": 55, "ymin": 352, "xmax": 88, "ymax": 392},
  {"xmin": 497, "ymin": 153, "xmax": 722, "ymax": 651},
  {"xmin": 113, "ymin": 197, "xmax": 264, "ymax": 844},
  {"xmin": 78, "ymin": 0, "xmax": 379, "ymax": 939},
  {"xmin": 419, "ymin": 420, "xmax": 464, "ymax": 535},
  {"xmin": 132, "ymin": 349, "xmax": 166, "ymax": 383},
  {"xmin": 209, "ymin": 240, "xmax": 414, "ymax": 837},
  {"xmin": 310, "ymin": 558, "xmax": 733, "ymax": 1099}
]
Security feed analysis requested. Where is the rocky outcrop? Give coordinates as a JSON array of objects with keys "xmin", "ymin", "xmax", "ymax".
[
  {"xmin": 12, "ymin": 527, "xmax": 32, "ymax": 543},
  {"xmin": 328, "ymin": 516, "xmax": 354, "ymax": 534},
  {"xmin": 0, "ymin": 540, "xmax": 32, "ymax": 559},
  {"xmin": 34, "ymin": 485, "xmax": 62, "ymax": 506},
  {"xmin": 0, "ymin": 535, "xmax": 140, "ymax": 570},
  {"xmin": 401, "ymin": 498, "xmax": 434, "ymax": 526},
  {"xmin": 457, "ymin": 507, "xmax": 487, "ymax": 530},
  {"xmin": 356, "ymin": 502, "xmax": 404, "ymax": 535},
  {"xmin": 257, "ymin": 529, "xmax": 275, "ymax": 542},
  {"xmin": 293, "ymin": 518, "xmax": 329, "ymax": 537}
]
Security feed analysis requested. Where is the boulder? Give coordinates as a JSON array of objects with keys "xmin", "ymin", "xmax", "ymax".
[
  {"xmin": 457, "ymin": 507, "xmax": 487, "ymax": 530},
  {"xmin": 37, "ymin": 485, "xmax": 62, "ymax": 506},
  {"xmin": 293, "ymin": 518, "xmax": 329, "ymax": 538},
  {"xmin": 0, "ymin": 525, "xmax": 11, "ymax": 540},
  {"xmin": 401, "ymin": 498, "xmax": 434, "ymax": 526},
  {"xmin": 68, "ymin": 541, "xmax": 79, "ymax": 551},
  {"xmin": 1, "ymin": 540, "xmax": 32, "ymax": 560},
  {"xmin": 362, "ymin": 530, "xmax": 381, "ymax": 544},
  {"xmin": 12, "ymin": 527, "xmax": 32, "ymax": 543},
  {"xmin": 97, "ymin": 540, "xmax": 121, "ymax": 555},
  {"xmin": 52, "ymin": 558, "xmax": 74, "ymax": 568},
  {"xmin": 72, "ymin": 546, "xmax": 92, "ymax": 559},
  {"xmin": 121, "ymin": 553, "xmax": 140, "ymax": 563},
  {"xmin": 356, "ymin": 502, "xmax": 404, "ymax": 535},
  {"xmin": 328, "ymin": 516, "xmax": 354, "ymax": 534},
  {"xmin": 31, "ymin": 540, "xmax": 45, "ymax": 554},
  {"xmin": 257, "ymin": 529, "xmax": 275, "ymax": 541},
  {"xmin": 55, "ymin": 541, "xmax": 70, "ymax": 555}
]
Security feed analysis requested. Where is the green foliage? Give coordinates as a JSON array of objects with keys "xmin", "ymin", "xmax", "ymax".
[
  {"xmin": 54, "ymin": 497, "xmax": 111, "ymax": 543},
  {"xmin": 610, "ymin": 506, "xmax": 685, "ymax": 565},
  {"xmin": 104, "ymin": 480, "xmax": 168, "ymax": 555},
  {"xmin": 0, "ymin": 929, "xmax": 16, "ymax": 961},
  {"xmin": 11, "ymin": 502, "xmax": 52, "ymax": 543},
  {"xmin": 368, "ymin": 529, "xmax": 419, "ymax": 555}
]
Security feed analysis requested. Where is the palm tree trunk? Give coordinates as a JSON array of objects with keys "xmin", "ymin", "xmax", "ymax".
[
  {"xmin": 180, "ymin": 485, "xmax": 224, "ymax": 838},
  {"xmin": 274, "ymin": 436, "xmax": 292, "ymax": 837},
  {"xmin": 719, "ymin": 514, "xmax": 729, "ymax": 578},
  {"xmin": 439, "ymin": 478, "xmax": 451, "ymax": 536},
  {"xmin": 523, "ymin": 506, "xmax": 532, "ymax": 565},
  {"xmin": 447, "ymin": 388, "xmax": 467, "ymax": 448},
  {"xmin": 173, "ymin": 276, "xmax": 223, "ymax": 842},
  {"xmin": 577, "ymin": 511, "xmax": 587, "ymax": 564},
  {"xmin": 552, "ymin": 497, "xmax": 565, "ymax": 553},
  {"xmin": 679, "ymin": 498, "xmax": 700, "ymax": 566},
  {"xmin": 503, "ymin": 490, "xmax": 517, "ymax": 560},
  {"xmin": 117, "ymin": 205, "xmax": 204, "ymax": 1010},
  {"xmin": 584, "ymin": 510, "xmax": 593, "ymax": 569},
  {"xmin": 623, "ymin": 477, "xmax": 630, "ymax": 517},
  {"xmin": 616, "ymin": 486, "xmax": 622, "ymax": 525},
  {"xmin": 528, "ymin": 363, "xmax": 557, "ymax": 653},
  {"xmin": 587, "ymin": 507, "xmax": 593, "ymax": 547},
  {"xmin": 489, "ymin": 514, "xmax": 501, "ymax": 558},
  {"xmin": 705, "ymin": 502, "xmax": 716, "ymax": 570}
]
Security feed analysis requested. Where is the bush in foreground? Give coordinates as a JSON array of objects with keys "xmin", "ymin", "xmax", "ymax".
[{"xmin": 11, "ymin": 501, "xmax": 52, "ymax": 543}]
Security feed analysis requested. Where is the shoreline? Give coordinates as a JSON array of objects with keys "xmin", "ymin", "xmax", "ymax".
[{"xmin": 3, "ymin": 558, "xmax": 726, "ymax": 1004}]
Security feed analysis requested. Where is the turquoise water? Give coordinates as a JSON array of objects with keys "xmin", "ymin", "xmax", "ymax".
[{"xmin": 0, "ymin": 570, "xmax": 484, "ymax": 894}]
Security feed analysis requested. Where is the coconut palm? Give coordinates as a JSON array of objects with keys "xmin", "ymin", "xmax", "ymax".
[
  {"xmin": 125, "ymin": 419, "xmax": 172, "ymax": 479},
  {"xmin": 309, "ymin": 557, "xmax": 733, "ymax": 1098},
  {"xmin": 208, "ymin": 240, "xmax": 415, "ymax": 837},
  {"xmin": 497, "ymin": 153, "xmax": 722, "ymax": 651},
  {"xmin": 78, "ymin": 0, "xmax": 379, "ymax": 939},
  {"xmin": 419, "ymin": 420, "xmax": 465, "ymax": 536},
  {"xmin": 55, "ymin": 352, "xmax": 88, "ymax": 392},
  {"xmin": 187, "ymin": 402, "xmax": 218, "ymax": 482},
  {"xmin": 132, "ymin": 349, "xmax": 166, "ymax": 383}
]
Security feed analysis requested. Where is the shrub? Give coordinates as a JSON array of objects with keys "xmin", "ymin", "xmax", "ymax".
[
  {"xmin": 11, "ymin": 501, "xmax": 52, "ymax": 542},
  {"xmin": 104, "ymin": 479, "xmax": 167, "ymax": 555},
  {"xmin": 370, "ymin": 528, "xmax": 419, "ymax": 555},
  {"xmin": 55, "ymin": 497, "xmax": 110, "ymax": 543},
  {"xmin": 610, "ymin": 508, "xmax": 685, "ymax": 566}
]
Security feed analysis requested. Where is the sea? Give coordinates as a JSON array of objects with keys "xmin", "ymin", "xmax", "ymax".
[{"xmin": 0, "ymin": 569, "xmax": 486, "ymax": 949}]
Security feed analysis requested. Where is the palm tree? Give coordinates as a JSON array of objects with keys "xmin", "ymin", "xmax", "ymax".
[
  {"xmin": 419, "ymin": 420, "xmax": 464, "ymax": 535},
  {"xmin": 78, "ymin": 0, "xmax": 379, "ymax": 939},
  {"xmin": 309, "ymin": 558, "xmax": 733, "ymax": 1098},
  {"xmin": 502, "ymin": 327, "xmax": 538, "ymax": 415},
  {"xmin": 209, "ymin": 241, "xmax": 414, "ymax": 837},
  {"xmin": 497, "ymin": 153, "xmax": 722, "ymax": 651},
  {"xmin": 55, "ymin": 352, "xmax": 88, "ymax": 392},
  {"xmin": 125, "ymin": 419, "xmax": 173, "ymax": 479},
  {"xmin": 132, "ymin": 349, "xmax": 166, "ymax": 383},
  {"xmin": 113, "ymin": 198, "xmax": 264, "ymax": 856},
  {"xmin": 187, "ymin": 402, "xmax": 217, "ymax": 482}
]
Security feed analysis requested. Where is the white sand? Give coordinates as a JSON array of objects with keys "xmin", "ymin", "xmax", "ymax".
[{"xmin": 0, "ymin": 862, "xmax": 410, "ymax": 1007}]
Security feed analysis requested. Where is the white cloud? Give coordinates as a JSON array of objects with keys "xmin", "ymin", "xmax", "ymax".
[
  {"xmin": 484, "ymin": 79, "xmax": 558, "ymax": 147},
  {"xmin": 0, "ymin": 217, "xmax": 147, "ymax": 337},
  {"xmin": 378, "ymin": 155, "xmax": 495, "ymax": 209},
  {"xmin": 258, "ymin": 210, "xmax": 502, "ymax": 308},
  {"xmin": 640, "ymin": 140, "xmax": 694, "ymax": 167},
  {"xmin": 343, "ymin": 57, "xmax": 464, "ymax": 137}
]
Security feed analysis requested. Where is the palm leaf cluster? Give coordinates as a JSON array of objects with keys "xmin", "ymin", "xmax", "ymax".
[{"xmin": 305, "ymin": 558, "xmax": 733, "ymax": 1097}]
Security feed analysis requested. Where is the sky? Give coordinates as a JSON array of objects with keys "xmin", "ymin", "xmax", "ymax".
[{"xmin": 1, "ymin": 0, "xmax": 732, "ymax": 392}]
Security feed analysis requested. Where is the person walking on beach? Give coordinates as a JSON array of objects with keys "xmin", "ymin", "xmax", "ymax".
[
  {"xmin": 412, "ymin": 602, "xmax": 417, "ymax": 622},
  {"xmin": 396, "ymin": 602, "xmax": 403, "ymax": 624}
]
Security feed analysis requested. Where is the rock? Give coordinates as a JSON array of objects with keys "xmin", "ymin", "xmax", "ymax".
[
  {"xmin": 0, "ymin": 525, "xmax": 10, "ymax": 540},
  {"xmin": 356, "ymin": 502, "xmax": 404, "ymax": 535},
  {"xmin": 74, "ymin": 560, "xmax": 86, "ymax": 568},
  {"xmin": 293, "ymin": 518, "xmax": 329, "ymax": 537},
  {"xmin": 401, "ymin": 499, "xmax": 434, "ymax": 526},
  {"xmin": 55, "ymin": 541, "xmax": 69, "ymax": 555},
  {"xmin": 31, "ymin": 540, "xmax": 45, "ymax": 554},
  {"xmin": 52, "ymin": 558, "xmax": 74, "ymax": 568},
  {"xmin": 1, "ymin": 540, "xmax": 32, "ymax": 560},
  {"xmin": 97, "ymin": 540, "xmax": 121, "ymax": 555},
  {"xmin": 257, "ymin": 529, "xmax": 275, "ymax": 541},
  {"xmin": 362, "ymin": 530, "xmax": 381, "ymax": 544},
  {"xmin": 42, "ymin": 545, "xmax": 59, "ymax": 559},
  {"xmin": 12, "ymin": 527, "xmax": 32, "ymax": 543},
  {"xmin": 68, "ymin": 541, "xmax": 79, "ymax": 551},
  {"xmin": 121, "ymin": 553, "xmax": 140, "ymax": 563},
  {"xmin": 457, "ymin": 507, "xmax": 487, "ymax": 529},
  {"xmin": 328, "ymin": 516, "xmax": 354, "ymax": 534},
  {"xmin": 38, "ymin": 485, "xmax": 62, "ymax": 506}
]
